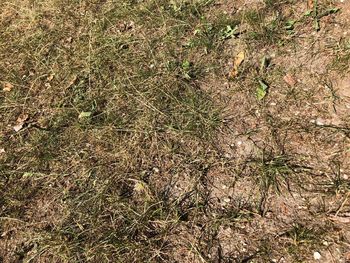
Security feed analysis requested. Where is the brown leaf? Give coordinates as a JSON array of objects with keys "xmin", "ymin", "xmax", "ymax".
[
  {"xmin": 16, "ymin": 114, "xmax": 29, "ymax": 123},
  {"xmin": 229, "ymin": 51, "xmax": 245, "ymax": 78},
  {"xmin": 283, "ymin": 74, "xmax": 297, "ymax": 87},
  {"xmin": 345, "ymin": 251, "xmax": 350, "ymax": 261},
  {"xmin": 3, "ymin": 82, "xmax": 14, "ymax": 92},
  {"xmin": 0, "ymin": 148, "xmax": 5, "ymax": 154},
  {"xmin": 308, "ymin": 0, "xmax": 314, "ymax": 9},
  {"xmin": 13, "ymin": 114, "xmax": 29, "ymax": 132}
]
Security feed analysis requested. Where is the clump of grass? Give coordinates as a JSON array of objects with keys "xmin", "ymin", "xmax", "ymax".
[
  {"xmin": 286, "ymin": 223, "xmax": 321, "ymax": 246},
  {"xmin": 250, "ymin": 153, "xmax": 301, "ymax": 215},
  {"xmin": 284, "ymin": 223, "xmax": 327, "ymax": 261},
  {"xmin": 240, "ymin": 0, "xmax": 298, "ymax": 49},
  {"xmin": 254, "ymin": 155, "xmax": 293, "ymax": 193},
  {"xmin": 244, "ymin": 8, "xmax": 287, "ymax": 47},
  {"xmin": 323, "ymin": 161, "xmax": 350, "ymax": 194}
]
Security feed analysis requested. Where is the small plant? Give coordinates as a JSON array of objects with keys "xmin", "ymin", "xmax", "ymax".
[
  {"xmin": 325, "ymin": 162, "xmax": 350, "ymax": 194},
  {"xmin": 251, "ymin": 154, "xmax": 296, "ymax": 215},
  {"xmin": 185, "ymin": 15, "xmax": 240, "ymax": 52},
  {"xmin": 181, "ymin": 60, "xmax": 192, "ymax": 79},
  {"xmin": 220, "ymin": 24, "xmax": 239, "ymax": 40},
  {"xmin": 255, "ymin": 155, "xmax": 293, "ymax": 194},
  {"xmin": 285, "ymin": 223, "xmax": 324, "ymax": 260},
  {"xmin": 256, "ymin": 79, "xmax": 269, "ymax": 100},
  {"xmin": 287, "ymin": 223, "xmax": 320, "ymax": 246}
]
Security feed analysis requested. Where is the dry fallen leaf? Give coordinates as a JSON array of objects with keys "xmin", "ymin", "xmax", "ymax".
[
  {"xmin": 47, "ymin": 74, "xmax": 54, "ymax": 81},
  {"xmin": 308, "ymin": 0, "xmax": 314, "ymax": 9},
  {"xmin": 3, "ymin": 82, "xmax": 14, "ymax": 92},
  {"xmin": 13, "ymin": 114, "xmax": 29, "ymax": 132},
  {"xmin": 17, "ymin": 114, "xmax": 29, "ymax": 123},
  {"xmin": 229, "ymin": 51, "xmax": 245, "ymax": 78},
  {"xmin": 345, "ymin": 251, "xmax": 350, "ymax": 262},
  {"xmin": 283, "ymin": 74, "xmax": 297, "ymax": 87},
  {"xmin": 0, "ymin": 148, "xmax": 5, "ymax": 154}
]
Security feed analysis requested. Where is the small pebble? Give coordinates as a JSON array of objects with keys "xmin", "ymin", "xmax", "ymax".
[
  {"xmin": 223, "ymin": 197, "xmax": 231, "ymax": 203},
  {"xmin": 314, "ymin": 251, "xmax": 322, "ymax": 260},
  {"xmin": 316, "ymin": 119, "xmax": 324, "ymax": 126}
]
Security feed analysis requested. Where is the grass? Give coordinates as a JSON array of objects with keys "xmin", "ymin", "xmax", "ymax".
[
  {"xmin": 1, "ymin": 0, "xmax": 349, "ymax": 262},
  {"xmin": 0, "ymin": 1, "xmax": 223, "ymax": 261},
  {"xmin": 283, "ymin": 224, "xmax": 323, "ymax": 262},
  {"xmin": 243, "ymin": 1, "xmax": 292, "ymax": 47},
  {"xmin": 331, "ymin": 38, "xmax": 350, "ymax": 73}
]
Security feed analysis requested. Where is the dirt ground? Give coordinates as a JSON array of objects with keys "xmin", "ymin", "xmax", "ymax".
[{"xmin": 1, "ymin": 0, "xmax": 350, "ymax": 262}]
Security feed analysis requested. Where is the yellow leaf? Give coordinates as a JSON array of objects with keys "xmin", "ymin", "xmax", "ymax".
[
  {"xmin": 134, "ymin": 182, "xmax": 145, "ymax": 192},
  {"xmin": 229, "ymin": 51, "xmax": 245, "ymax": 78}
]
